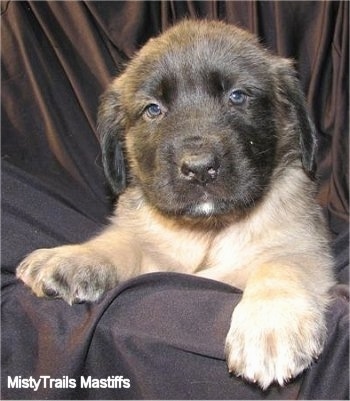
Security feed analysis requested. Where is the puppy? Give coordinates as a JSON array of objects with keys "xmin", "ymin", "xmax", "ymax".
[{"xmin": 17, "ymin": 20, "xmax": 335, "ymax": 389}]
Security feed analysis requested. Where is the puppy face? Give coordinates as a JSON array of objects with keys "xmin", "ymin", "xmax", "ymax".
[{"xmin": 99, "ymin": 20, "xmax": 316, "ymax": 218}]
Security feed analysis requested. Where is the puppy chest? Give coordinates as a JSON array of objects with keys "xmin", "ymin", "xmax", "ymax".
[
  {"xmin": 139, "ymin": 225, "xmax": 253, "ymax": 278},
  {"xmin": 138, "ymin": 228, "xmax": 213, "ymax": 274}
]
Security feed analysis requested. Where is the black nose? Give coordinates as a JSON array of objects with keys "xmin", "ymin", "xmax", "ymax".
[{"xmin": 180, "ymin": 153, "xmax": 220, "ymax": 184}]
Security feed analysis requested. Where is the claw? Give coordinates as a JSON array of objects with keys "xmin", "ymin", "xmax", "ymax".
[{"xmin": 42, "ymin": 286, "xmax": 59, "ymax": 298}]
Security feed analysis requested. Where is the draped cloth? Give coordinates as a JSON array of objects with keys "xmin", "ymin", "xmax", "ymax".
[{"xmin": 2, "ymin": 2, "xmax": 348, "ymax": 399}]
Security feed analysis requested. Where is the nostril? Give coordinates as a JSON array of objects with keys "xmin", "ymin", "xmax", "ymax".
[
  {"xmin": 180, "ymin": 162, "xmax": 193, "ymax": 178},
  {"xmin": 180, "ymin": 154, "xmax": 220, "ymax": 184},
  {"xmin": 207, "ymin": 167, "xmax": 217, "ymax": 179}
]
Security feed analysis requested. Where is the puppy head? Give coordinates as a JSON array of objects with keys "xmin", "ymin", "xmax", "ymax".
[{"xmin": 98, "ymin": 20, "xmax": 317, "ymax": 218}]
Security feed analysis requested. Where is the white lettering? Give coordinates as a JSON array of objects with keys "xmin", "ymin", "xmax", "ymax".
[
  {"xmin": 7, "ymin": 376, "xmax": 19, "ymax": 389},
  {"xmin": 7, "ymin": 376, "xmax": 42, "ymax": 391},
  {"xmin": 8, "ymin": 375, "xmax": 129, "ymax": 391},
  {"xmin": 80, "ymin": 376, "xmax": 131, "ymax": 389}
]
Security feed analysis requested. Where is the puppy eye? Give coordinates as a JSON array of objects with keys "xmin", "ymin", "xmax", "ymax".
[
  {"xmin": 229, "ymin": 90, "xmax": 247, "ymax": 105},
  {"xmin": 143, "ymin": 103, "xmax": 163, "ymax": 120}
]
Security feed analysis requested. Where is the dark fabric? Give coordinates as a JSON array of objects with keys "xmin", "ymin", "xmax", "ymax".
[{"xmin": 1, "ymin": 1, "xmax": 349, "ymax": 399}]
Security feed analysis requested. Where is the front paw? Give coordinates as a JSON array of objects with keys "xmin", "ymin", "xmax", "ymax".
[
  {"xmin": 17, "ymin": 246, "xmax": 117, "ymax": 304},
  {"xmin": 225, "ymin": 295, "xmax": 327, "ymax": 389}
]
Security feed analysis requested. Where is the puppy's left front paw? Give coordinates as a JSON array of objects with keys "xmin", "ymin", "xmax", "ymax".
[{"xmin": 225, "ymin": 295, "xmax": 327, "ymax": 389}]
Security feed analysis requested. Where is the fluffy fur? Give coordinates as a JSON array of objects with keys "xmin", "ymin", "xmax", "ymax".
[{"xmin": 17, "ymin": 20, "xmax": 335, "ymax": 389}]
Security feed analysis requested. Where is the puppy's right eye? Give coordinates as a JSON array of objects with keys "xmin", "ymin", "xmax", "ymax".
[{"xmin": 143, "ymin": 104, "xmax": 163, "ymax": 120}]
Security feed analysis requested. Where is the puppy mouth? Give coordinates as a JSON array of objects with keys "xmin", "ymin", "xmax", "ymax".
[
  {"xmin": 186, "ymin": 200, "xmax": 218, "ymax": 217},
  {"xmin": 164, "ymin": 189, "xmax": 243, "ymax": 218},
  {"xmin": 183, "ymin": 190, "xmax": 221, "ymax": 217},
  {"xmin": 145, "ymin": 178, "xmax": 258, "ymax": 219},
  {"xmin": 183, "ymin": 196, "xmax": 240, "ymax": 218}
]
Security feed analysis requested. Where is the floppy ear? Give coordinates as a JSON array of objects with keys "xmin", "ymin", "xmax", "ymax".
[
  {"xmin": 276, "ymin": 60, "xmax": 318, "ymax": 178},
  {"xmin": 97, "ymin": 88, "xmax": 127, "ymax": 195}
]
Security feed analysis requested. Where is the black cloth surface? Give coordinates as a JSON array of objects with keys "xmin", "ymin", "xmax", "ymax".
[{"xmin": 1, "ymin": 1, "xmax": 349, "ymax": 399}]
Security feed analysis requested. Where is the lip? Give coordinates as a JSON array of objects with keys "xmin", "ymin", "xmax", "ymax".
[{"xmin": 190, "ymin": 201, "xmax": 216, "ymax": 216}]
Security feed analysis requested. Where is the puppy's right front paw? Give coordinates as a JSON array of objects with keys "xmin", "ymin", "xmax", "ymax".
[{"xmin": 17, "ymin": 246, "xmax": 118, "ymax": 304}]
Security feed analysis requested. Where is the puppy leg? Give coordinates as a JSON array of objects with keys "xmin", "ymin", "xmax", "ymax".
[
  {"xmin": 225, "ymin": 263, "xmax": 331, "ymax": 389},
  {"xmin": 16, "ymin": 228, "xmax": 140, "ymax": 304}
]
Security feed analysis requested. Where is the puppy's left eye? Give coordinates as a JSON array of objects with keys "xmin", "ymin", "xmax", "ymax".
[
  {"xmin": 143, "ymin": 103, "xmax": 163, "ymax": 120},
  {"xmin": 229, "ymin": 90, "xmax": 247, "ymax": 105}
]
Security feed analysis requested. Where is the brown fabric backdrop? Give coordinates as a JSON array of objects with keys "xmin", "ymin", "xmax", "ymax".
[{"xmin": 2, "ymin": 1, "xmax": 349, "ymax": 399}]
